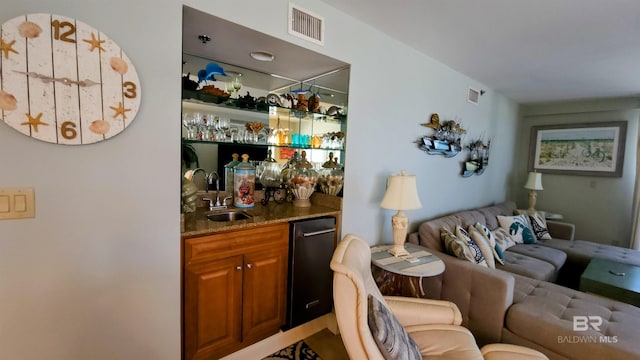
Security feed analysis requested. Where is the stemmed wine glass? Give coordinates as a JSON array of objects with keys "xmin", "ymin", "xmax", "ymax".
[
  {"xmin": 232, "ymin": 74, "xmax": 242, "ymax": 98},
  {"xmin": 182, "ymin": 112, "xmax": 196, "ymax": 140},
  {"xmin": 225, "ymin": 81, "xmax": 236, "ymax": 99},
  {"xmin": 216, "ymin": 116, "xmax": 230, "ymax": 141}
]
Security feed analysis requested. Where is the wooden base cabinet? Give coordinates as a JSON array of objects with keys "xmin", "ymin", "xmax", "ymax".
[{"xmin": 183, "ymin": 223, "xmax": 289, "ymax": 360}]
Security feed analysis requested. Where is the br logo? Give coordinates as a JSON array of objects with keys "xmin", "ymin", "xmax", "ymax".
[{"xmin": 573, "ymin": 316, "xmax": 603, "ymax": 331}]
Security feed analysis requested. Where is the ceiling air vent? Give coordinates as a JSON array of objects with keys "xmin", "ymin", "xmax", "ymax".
[{"xmin": 288, "ymin": 3, "xmax": 324, "ymax": 45}]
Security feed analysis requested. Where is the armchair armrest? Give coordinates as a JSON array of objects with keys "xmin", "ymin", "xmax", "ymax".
[
  {"xmin": 547, "ymin": 220, "xmax": 575, "ymax": 241},
  {"xmin": 384, "ymin": 296, "xmax": 462, "ymax": 327}
]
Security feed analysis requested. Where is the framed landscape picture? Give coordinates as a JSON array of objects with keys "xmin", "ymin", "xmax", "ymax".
[{"xmin": 528, "ymin": 121, "xmax": 627, "ymax": 177}]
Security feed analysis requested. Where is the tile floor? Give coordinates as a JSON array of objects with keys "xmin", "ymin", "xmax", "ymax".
[{"xmin": 304, "ymin": 329, "xmax": 349, "ymax": 360}]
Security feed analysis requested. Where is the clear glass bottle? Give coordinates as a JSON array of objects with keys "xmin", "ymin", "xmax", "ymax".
[
  {"xmin": 286, "ymin": 150, "xmax": 318, "ymax": 207},
  {"xmin": 233, "ymin": 154, "xmax": 255, "ymax": 208},
  {"xmin": 318, "ymin": 152, "xmax": 344, "ymax": 196}
]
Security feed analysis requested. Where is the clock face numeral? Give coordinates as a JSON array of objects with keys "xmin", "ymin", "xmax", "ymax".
[
  {"xmin": 123, "ymin": 81, "xmax": 137, "ymax": 99},
  {"xmin": 1, "ymin": 13, "xmax": 141, "ymax": 145},
  {"xmin": 60, "ymin": 121, "xmax": 78, "ymax": 140},
  {"xmin": 51, "ymin": 20, "xmax": 76, "ymax": 43}
]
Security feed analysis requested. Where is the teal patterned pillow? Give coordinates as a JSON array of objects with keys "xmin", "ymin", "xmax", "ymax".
[
  {"xmin": 367, "ymin": 294, "xmax": 421, "ymax": 360},
  {"xmin": 498, "ymin": 215, "xmax": 536, "ymax": 244}
]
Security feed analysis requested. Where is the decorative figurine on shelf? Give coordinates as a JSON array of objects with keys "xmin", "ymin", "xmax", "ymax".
[
  {"xmin": 260, "ymin": 150, "xmax": 287, "ymax": 205},
  {"xmin": 318, "ymin": 152, "xmax": 344, "ymax": 196},
  {"xmin": 286, "ymin": 151, "xmax": 318, "ymax": 207},
  {"xmin": 416, "ymin": 113, "xmax": 466, "ymax": 158},
  {"xmin": 293, "ymin": 94, "xmax": 308, "ymax": 111},
  {"xmin": 462, "ymin": 139, "xmax": 491, "ymax": 177},
  {"xmin": 308, "ymin": 93, "xmax": 320, "ymax": 113}
]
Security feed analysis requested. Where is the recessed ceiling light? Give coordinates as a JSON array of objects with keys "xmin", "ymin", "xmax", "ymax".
[{"xmin": 250, "ymin": 51, "xmax": 275, "ymax": 62}]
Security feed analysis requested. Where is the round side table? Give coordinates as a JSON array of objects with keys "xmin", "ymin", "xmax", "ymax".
[{"xmin": 371, "ymin": 243, "xmax": 444, "ymax": 297}]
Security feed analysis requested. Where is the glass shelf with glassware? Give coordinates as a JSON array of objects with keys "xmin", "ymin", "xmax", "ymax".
[{"xmin": 182, "ymin": 100, "xmax": 345, "ymax": 151}]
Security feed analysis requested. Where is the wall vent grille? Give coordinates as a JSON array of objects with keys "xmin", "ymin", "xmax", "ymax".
[
  {"xmin": 288, "ymin": 3, "xmax": 324, "ymax": 45},
  {"xmin": 468, "ymin": 87, "xmax": 480, "ymax": 105}
]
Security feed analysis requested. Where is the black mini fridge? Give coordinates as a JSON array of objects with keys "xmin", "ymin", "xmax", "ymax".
[{"xmin": 285, "ymin": 216, "xmax": 336, "ymax": 329}]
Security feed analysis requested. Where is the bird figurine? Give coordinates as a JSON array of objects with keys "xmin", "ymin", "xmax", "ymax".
[{"xmin": 421, "ymin": 113, "xmax": 441, "ymax": 130}]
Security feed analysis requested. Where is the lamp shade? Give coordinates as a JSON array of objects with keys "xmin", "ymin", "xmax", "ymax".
[
  {"xmin": 380, "ymin": 170, "xmax": 422, "ymax": 210},
  {"xmin": 524, "ymin": 172, "xmax": 543, "ymax": 191}
]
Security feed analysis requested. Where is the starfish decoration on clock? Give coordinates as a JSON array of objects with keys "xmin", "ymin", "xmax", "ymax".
[
  {"xmin": 0, "ymin": 38, "xmax": 19, "ymax": 59},
  {"xmin": 21, "ymin": 112, "xmax": 49, "ymax": 132},
  {"xmin": 82, "ymin": 32, "xmax": 105, "ymax": 52},
  {"xmin": 110, "ymin": 101, "xmax": 131, "ymax": 120}
]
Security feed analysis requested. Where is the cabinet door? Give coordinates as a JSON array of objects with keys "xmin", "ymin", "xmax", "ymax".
[
  {"xmin": 242, "ymin": 246, "xmax": 288, "ymax": 344},
  {"xmin": 184, "ymin": 255, "xmax": 243, "ymax": 360}
]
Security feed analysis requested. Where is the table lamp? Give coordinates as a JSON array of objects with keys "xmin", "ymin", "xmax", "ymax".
[
  {"xmin": 524, "ymin": 172, "xmax": 543, "ymax": 214},
  {"xmin": 380, "ymin": 170, "xmax": 422, "ymax": 256}
]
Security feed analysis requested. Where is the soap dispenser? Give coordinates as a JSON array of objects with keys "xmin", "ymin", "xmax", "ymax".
[{"xmin": 233, "ymin": 154, "xmax": 255, "ymax": 208}]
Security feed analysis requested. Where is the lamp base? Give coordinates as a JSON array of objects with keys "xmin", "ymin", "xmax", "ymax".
[{"xmin": 388, "ymin": 245, "xmax": 409, "ymax": 257}]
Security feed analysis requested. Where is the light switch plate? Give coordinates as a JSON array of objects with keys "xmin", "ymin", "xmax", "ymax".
[{"xmin": 0, "ymin": 187, "xmax": 35, "ymax": 220}]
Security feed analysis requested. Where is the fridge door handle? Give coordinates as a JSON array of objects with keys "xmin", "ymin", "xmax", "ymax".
[{"xmin": 302, "ymin": 228, "xmax": 336, "ymax": 237}]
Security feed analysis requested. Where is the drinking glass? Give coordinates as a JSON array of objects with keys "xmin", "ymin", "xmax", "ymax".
[
  {"xmin": 225, "ymin": 82, "xmax": 235, "ymax": 98},
  {"xmin": 182, "ymin": 112, "xmax": 195, "ymax": 140},
  {"xmin": 232, "ymin": 75, "xmax": 242, "ymax": 98}
]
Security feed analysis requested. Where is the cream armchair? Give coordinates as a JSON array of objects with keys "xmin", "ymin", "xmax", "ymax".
[{"xmin": 330, "ymin": 234, "xmax": 548, "ymax": 360}]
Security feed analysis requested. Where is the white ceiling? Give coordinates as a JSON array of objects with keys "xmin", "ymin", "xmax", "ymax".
[
  {"xmin": 182, "ymin": 5, "xmax": 349, "ymax": 102},
  {"xmin": 321, "ymin": 0, "xmax": 640, "ymax": 104}
]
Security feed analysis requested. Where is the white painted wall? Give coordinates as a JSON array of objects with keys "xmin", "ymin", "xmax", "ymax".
[
  {"xmin": 0, "ymin": 0, "xmax": 519, "ymax": 358},
  {"xmin": 517, "ymin": 98, "xmax": 639, "ymax": 246}
]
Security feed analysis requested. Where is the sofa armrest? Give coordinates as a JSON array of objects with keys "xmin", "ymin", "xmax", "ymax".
[
  {"xmin": 546, "ymin": 220, "xmax": 575, "ymax": 241},
  {"xmin": 384, "ymin": 296, "xmax": 462, "ymax": 327},
  {"xmin": 421, "ymin": 252, "xmax": 515, "ymax": 345}
]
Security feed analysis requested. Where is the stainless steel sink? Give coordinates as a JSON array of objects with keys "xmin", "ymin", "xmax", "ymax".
[{"xmin": 206, "ymin": 209, "xmax": 253, "ymax": 222}]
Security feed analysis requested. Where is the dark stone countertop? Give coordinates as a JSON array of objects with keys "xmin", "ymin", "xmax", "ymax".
[{"xmin": 181, "ymin": 192, "xmax": 342, "ymax": 238}]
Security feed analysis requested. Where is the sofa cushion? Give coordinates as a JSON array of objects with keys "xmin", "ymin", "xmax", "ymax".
[
  {"xmin": 441, "ymin": 227, "xmax": 488, "ymax": 267},
  {"xmin": 538, "ymin": 239, "xmax": 640, "ymax": 268},
  {"xmin": 498, "ymin": 215, "xmax": 536, "ymax": 244},
  {"xmin": 496, "ymin": 252, "xmax": 556, "ymax": 282},
  {"xmin": 367, "ymin": 294, "xmax": 422, "ymax": 360},
  {"xmin": 416, "ymin": 201, "xmax": 518, "ymax": 253},
  {"xmin": 507, "ymin": 274, "xmax": 640, "ymax": 360},
  {"xmin": 506, "ymin": 244, "xmax": 567, "ymax": 271}
]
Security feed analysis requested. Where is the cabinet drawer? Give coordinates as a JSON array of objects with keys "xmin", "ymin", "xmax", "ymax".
[{"xmin": 185, "ymin": 223, "xmax": 288, "ymax": 264}]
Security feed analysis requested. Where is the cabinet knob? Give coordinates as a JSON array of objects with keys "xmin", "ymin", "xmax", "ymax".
[
  {"xmin": 235, "ymin": 265, "xmax": 242, "ymax": 271},
  {"xmin": 246, "ymin": 263, "xmax": 253, "ymax": 269}
]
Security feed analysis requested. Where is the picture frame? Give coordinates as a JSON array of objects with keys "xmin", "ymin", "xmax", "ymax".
[{"xmin": 528, "ymin": 121, "xmax": 627, "ymax": 177}]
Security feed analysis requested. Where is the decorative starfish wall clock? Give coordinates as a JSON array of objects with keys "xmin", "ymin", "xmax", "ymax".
[{"xmin": 0, "ymin": 13, "xmax": 141, "ymax": 144}]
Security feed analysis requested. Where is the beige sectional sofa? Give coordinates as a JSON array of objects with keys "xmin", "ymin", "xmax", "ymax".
[{"xmin": 407, "ymin": 201, "xmax": 640, "ymax": 360}]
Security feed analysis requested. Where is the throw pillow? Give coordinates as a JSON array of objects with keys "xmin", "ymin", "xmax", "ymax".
[
  {"xmin": 441, "ymin": 227, "xmax": 472, "ymax": 260},
  {"xmin": 492, "ymin": 227, "xmax": 516, "ymax": 251},
  {"xmin": 473, "ymin": 223, "xmax": 505, "ymax": 265},
  {"xmin": 367, "ymin": 294, "xmax": 422, "ymax": 360},
  {"xmin": 455, "ymin": 225, "xmax": 488, "ymax": 267},
  {"xmin": 468, "ymin": 225, "xmax": 496, "ymax": 269},
  {"xmin": 528, "ymin": 212, "xmax": 552, "ymax": 240},
  {"xmin": 497, "ymin": 215, "xmax": 537, "ymax": 244}
]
